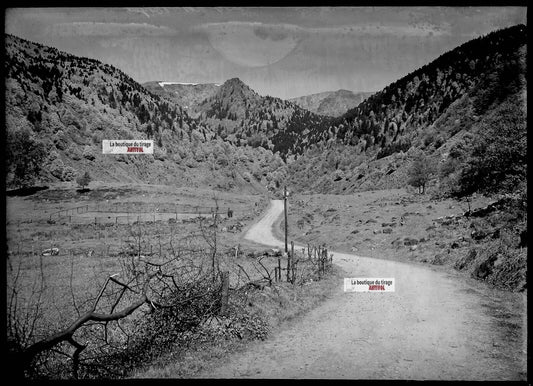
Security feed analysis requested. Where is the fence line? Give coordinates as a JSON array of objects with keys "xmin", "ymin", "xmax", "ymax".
[
  {"xmin": 272, "ymin": 241, "xmax": 333, "ymax": 284},
  {"xmin": 49, "ymin": 204, "xmax": 229, "ymax": 224},
  {"xmin": 49, "ymin": 203, "xmax": 226, "ymax": 220}
]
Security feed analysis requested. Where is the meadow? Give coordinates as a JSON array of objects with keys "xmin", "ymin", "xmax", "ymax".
[{"xmin": 6, "ymin": 181, "xmax": 342, "ymax": 378}]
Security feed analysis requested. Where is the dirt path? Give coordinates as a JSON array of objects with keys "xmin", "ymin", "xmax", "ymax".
[{"xmin": 200, "ymin": 200, "xmax": 527, "ymax": 380}]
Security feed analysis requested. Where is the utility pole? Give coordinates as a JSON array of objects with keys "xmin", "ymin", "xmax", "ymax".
[{"xmin": 284, "ymin": 186, "xmax": 288, "ymax": 254}]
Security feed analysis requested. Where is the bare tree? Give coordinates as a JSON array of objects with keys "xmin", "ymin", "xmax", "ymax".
[{"xmin": 7, "ymin": 218, "xmax": 226, "ymax": 379}]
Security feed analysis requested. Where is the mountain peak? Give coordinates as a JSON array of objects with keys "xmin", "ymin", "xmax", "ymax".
[
  {"xmin": 224, "ymin": 77, "xmax": 246, "ymax": 85},
  {"xmin": 217, "ymin": 77, "xmax": 259, "ymax": 101},
  {"xmin": 220, "ymin": 77, "xmax": 251, "ymax": 92}
]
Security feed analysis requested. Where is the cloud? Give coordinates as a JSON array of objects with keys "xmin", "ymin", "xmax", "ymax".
[
  {"xmin": 45, "ymin": 22, "xmax": 178, "ymax": 37},
  {"xmin": 192, "ymin": 20, "xmax": 450, "ymax": 68},
  {"xmin": 194, "ymin": 22, "xmax": 301, "ymax": 68},
  {"xmin": 195, "ymin": 20, "xmax": 450, "ymax": 40}
]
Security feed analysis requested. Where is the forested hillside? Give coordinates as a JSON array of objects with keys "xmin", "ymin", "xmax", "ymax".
[
  {"xmin": 286, "ymin": 24, "xmax": 527, "ymax": 197},
  {"xmin": 4, "ymin": 24, "xmax": 527, "ymax": 199},
  {"xmin": 4, "ymin": 34, "xmax": 289, "ymax": 192}
]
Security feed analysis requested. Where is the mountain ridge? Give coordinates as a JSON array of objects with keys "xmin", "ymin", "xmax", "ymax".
[
  {"xmin": 286, "ymin": 24, "xmax": 527, "ymax": 196},
  {"xmin": 4, "ymin": 24, "xmax": 527, "ymax": 199}
]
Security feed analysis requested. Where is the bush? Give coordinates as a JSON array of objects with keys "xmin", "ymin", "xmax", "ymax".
[{"xmin": 62, "ymin": 166, "xmax": 76, "ymax": 181}]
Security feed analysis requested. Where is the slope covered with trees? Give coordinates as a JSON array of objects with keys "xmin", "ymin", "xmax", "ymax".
[
  {"xmin": 286, "ymin": 24, "xmax": 527, "ymax": 197},
  {"xmin": 4, "ymin": 24, "xmax": 527, "ymax": 200},
  {"xmin": 4, "ymin": 34, "xmax": 289, "ymax": 193}
]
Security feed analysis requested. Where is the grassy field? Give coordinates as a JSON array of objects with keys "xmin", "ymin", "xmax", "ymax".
[
  {"xmin": 6, "ymin": 182, "xmax": 272, "ymax": 332},
  {"xmin": 284, "ymin": 188, "xmax": 488, "ymax": 261}
]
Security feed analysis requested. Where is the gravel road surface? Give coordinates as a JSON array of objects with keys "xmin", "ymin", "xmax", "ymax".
[{"xmin": 199, "ymin": 200, "xmax": 527, "ymax": 380}]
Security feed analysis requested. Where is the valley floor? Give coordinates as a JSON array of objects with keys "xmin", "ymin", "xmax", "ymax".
[{"xmin": 6, "ymin": 184, "xmax": 526, "ymax": 380}]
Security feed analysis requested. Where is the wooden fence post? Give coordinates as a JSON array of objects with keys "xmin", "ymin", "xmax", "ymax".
[
  {"xmin": 286, "ymin": 251, "xmax": 290, "ymax": 282},
  {"xmin": 220, "ymin": 271, "xmax": 229, "ymax": 316},
  {"xmin": 278, "ymin": 255, "xmax": 281, "ymax": 282},
  {"xmin": 291, "ymin": 241, "xmax": 294, "ymax": 258},
  {"xmin": 290, "ymin": 241, "xmax": 295, "ymax": 283},
  {"xmin": 318, "ymin": 245, "xmax": 322, "ymax": 278}
]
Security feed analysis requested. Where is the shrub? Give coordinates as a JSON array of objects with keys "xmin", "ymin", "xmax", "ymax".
[{"xmin": 62, "ymin": 166, "xmax": 76, "ymax": 181}]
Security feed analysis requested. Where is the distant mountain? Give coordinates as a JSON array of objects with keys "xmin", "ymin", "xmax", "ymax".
[
  {"xmin": 289, "ymin": 89, "xmax": 374, "ymax": 117},
  {"xmin": 178, "ymin": 77, "xmax": 333, "ymax": 156},
  {"xmin": 4, "ymin": 34, "xmax": 288, "ymax": 193},
  {"xmin": 195, "ymin": 77, "xmax": 265, "ymax": 120},
  {"xmin": 142, "ymin": 81, "xmax": 220, "ymax": 114}
]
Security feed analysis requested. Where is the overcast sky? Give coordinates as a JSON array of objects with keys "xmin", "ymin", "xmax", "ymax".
[{"xmin": 5, "ymin": 7, "xmax": 527, "ymax": 99}]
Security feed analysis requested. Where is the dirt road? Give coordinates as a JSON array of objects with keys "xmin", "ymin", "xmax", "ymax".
[{"xmin": 201, "ymin": 200, "xmax": 527, "ymax": 380}]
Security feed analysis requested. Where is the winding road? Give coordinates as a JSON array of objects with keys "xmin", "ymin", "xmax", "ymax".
[{"xmin": 200, "ymin": 200, "xmax": 527, "ymax": 380}]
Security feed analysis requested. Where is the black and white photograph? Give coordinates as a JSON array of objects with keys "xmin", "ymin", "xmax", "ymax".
[{"xmin": 4, "ymin": 6, "xmax": 527, "ymax": 380}]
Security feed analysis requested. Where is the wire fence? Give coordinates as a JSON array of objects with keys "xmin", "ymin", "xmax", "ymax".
[{"xmin": 45, "ymin": 203, "xmax": 233, "ymax": 225}]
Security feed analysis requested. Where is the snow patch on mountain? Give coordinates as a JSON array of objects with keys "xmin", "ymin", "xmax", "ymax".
[{"xmin": 158, "ymin": 81, "xmax": 221, "ymax": 87}]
